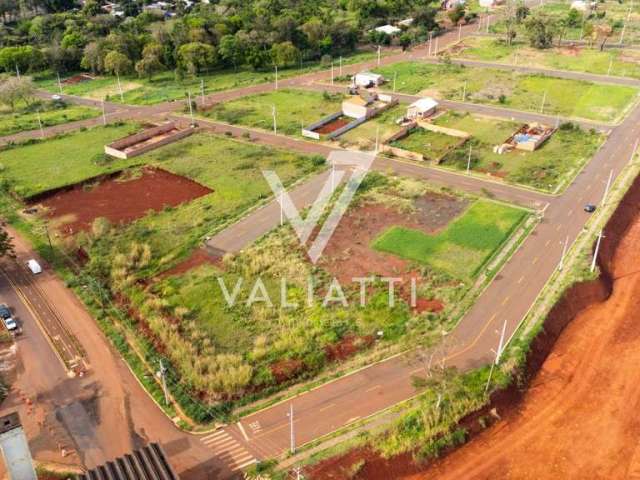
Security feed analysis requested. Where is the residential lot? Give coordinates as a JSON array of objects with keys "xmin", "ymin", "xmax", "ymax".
[
  {"xmin": 449, "ymin": 36, "xmax": 640, "ymax": 79},
  {"xmin": 399, "ymin": 111, "xmax": 605, "ymax": 192},
  {"xmin": 0, "ymin": 100, "xmax": 99, "ymax": 137},
  {"xmin": 372, "ymin": 61, "xmax": 639, "ymax": 123},
  {"xmin": 36, "ymin": 51, "xmax": 377, "ymax": 105},
  {"xmin": 202, "ymin": 89, "xmax": 344, "ymax": 136}
]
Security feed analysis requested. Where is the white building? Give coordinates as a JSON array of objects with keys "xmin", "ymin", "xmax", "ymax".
[
  {"xmin": 374, "ymin": 24, "xmax": 402, "ymax": 36},
  {"xmin": 407, "ymin": 97, "xmax": 439, "ymax": 120},
  {"xmin": 353, "ymin": 72, "xmax": 385, "ymax": 88},
  {"xmin": 479, "ymin": 0, "xmax": 502, "ymax": 8},
  {"xmin": 570, "ymin": 0, "xmax": 588, "ymax": 11}
]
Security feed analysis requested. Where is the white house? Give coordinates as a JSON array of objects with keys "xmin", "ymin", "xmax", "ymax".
[
  {"xmin": 398, "ymin": 18, "xmax": 414, "ymax": 27},
  {"xmin": 342, "ymin": 96, "xmax": 374, "ymax": 119},
  {"xmin": 353, "ymin": 72, "xmax": 385, "ymax": 88},
  {"xmin": 407, "ymin": 97, "xmax": 439, "ymax": 120},
  {"xmin": 570, "ymin": 0, "xmax": 587, "ymax": 11},
  {"xmin": 479, "ymin": 0, "xmax": 501, "ymax": 8},
  {"xmin": 374, "ymin": 24, "xmax": 402, "ymax": 36}
]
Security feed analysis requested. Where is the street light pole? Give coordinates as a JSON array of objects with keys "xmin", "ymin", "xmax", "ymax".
[
  {"xmin": 466, "ymin": 144, "xmax": 472, "ymax": 174},
  {"xmin": 102, "ymin": 99, "xmax": 107, "ymax": 125},
  {"xmin": 159, "ymin": 360, "xmax": 169, "ymax": 406},
  {"xmin": 289, "ymin": 403, "xmax": 295, "ymax": 454},
  {"xmin": 591, "ymin": 230, "xmax": 604, "ymax": 273},
  {"xmin": 559, "ymin": 235, "xmax": 569, "ymax": 271},
  {"xmin": 602, "ymin": 169, "xmax": 614, "ymax": 205},
  {"xmin": 272, "ymin": 105, "xmax": 277, "ymax": 135}
]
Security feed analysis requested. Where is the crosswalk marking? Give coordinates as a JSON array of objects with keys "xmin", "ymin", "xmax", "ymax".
[{"xmin": 198, "ymin": 429, "xmax": 257, "ymax": 472}]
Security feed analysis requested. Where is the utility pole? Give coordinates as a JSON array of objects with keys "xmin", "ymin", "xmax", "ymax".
[
  {"xmin": 620, "ymin": 6, "xmax": 632, "ymax": 44},
  {"xmin": 116, "ymin": 72, "xmax": 124, "ymax": 102},
  {"xmin": 200, "ymin": 79, "xmax": 205, "ymax": 107},
  {"xmin": 607, "ymin": 57, "xmax": 613, "ymax": 76},
  {"xmin": 57, "ymin": 72, "xmax": 63, "ymax": 94},
  {"xmin": 466, "ymin": 144, "xmax": 473, "ymax": 174},
  {"xmin": 434, "ymin": 36, "xmax": 439, "ymax": 56},
  {"xmin": 558, "ymin": 235, "xmax": 569, "ymax": 271},
  {"xmin": 159, "ymin": 360, "xmax": 169, "ymax": 406},
  {"xmin": 339, "ymin": 56, "xmax": 343, "ymax": 76},
  {"xmin": 590, "ymin": 230, "xmax": 604, "ymax": 273},
  {"xmin": 458, "ymin": 23, "xmax": 462, "ymax": 41},
  {"xmin": 331, "ymin": 63, "xmax": 334, "ymax": 85},
  {"xmin": 602, "ymin": 168, "xmax": 614, "ymax": 205},
  {"xmin": 101, "ymin": 99, "xmax": 107, "ymax": 125},
  {"xmin": 44, "ymin": 222, "xmax": 53, "ymax": 251},
  {"xmin": 495, "ymin": 319, "xmax": 507, "ymax": 365},
  {"xmin": 272, "ymin": 105, "xmax": 277, "ymax": 135},
  {"xmin": 540, "ymin": 90, "xmax": 547, "ymax": 114},
  {"xmin": 289, "ymin": 403, "xmax": 295, "ymax": 454},
  {"xmin": 187, "ymin": 91, "xmax": 194, "ymax": 125},
  {"xmin": 377, "ymin": 45, "xmax": 381, "ymax": 66},
  {"xmin": 280, "ymin": 190, "xmax": 284, "ymax": 226},
  {"xmin": 15, "ymin": 64, "xmax": 20, "ymax": 79},
  {"xmin": 37, "ymin": 111, "xmax": 44, "ymax": 138},
  {"xmin": 375, "ymin": 125, "xmax": 380, "ymax": 153},
  {"xmin": 428, "ymin": 31, "xmax": 433, "ymax": 56},
  {"xmin": 462, "ymin": 81, "xmax": 467, "ymax": 102},
  {"xmin": 486, "ymin": 15, "xmax": 490, "ymax": 34}
]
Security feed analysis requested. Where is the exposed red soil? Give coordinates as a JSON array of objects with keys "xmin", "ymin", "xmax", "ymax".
[
  {"xmin": 317, "ymin": 192, "xmax": 467, "ymax": 309},
  {"xmin": 37, "ymin": 167, "xmax": 212, "ymax": 235},
  {"xmin": 61, "ymin": 74, "xmax": 94, "ymax": 84},
  {"xmin": 324, "ymin": 335, "xmax": 375, "ymax": 362},
  {"xmin": 270, "ymin": 359, "xmax": 305, "ymax": 384},
  {"xmin": 306, "ymin": 174, "xmax": 640, "ymax": 480},
  {"xmin": 157, "ymin": 248, "xmax": 222, "ymax": 279},
  {"xmin": 314, "ymin": 117, "xmax": 350, "ymax": 135},
  {"xmin": 412, "ymin": 297, "xmax": 444, "ymax": 313}
]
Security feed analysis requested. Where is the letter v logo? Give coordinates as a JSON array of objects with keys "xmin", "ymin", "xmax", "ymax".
[{"xmin": 262, "ymin": 151, "xmax": 375, "ymax": 264}]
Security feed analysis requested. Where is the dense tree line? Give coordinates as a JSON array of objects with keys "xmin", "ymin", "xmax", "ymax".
[{"xmin": 0, "ymin": 0, "xmax": 441, "ymax": 77}]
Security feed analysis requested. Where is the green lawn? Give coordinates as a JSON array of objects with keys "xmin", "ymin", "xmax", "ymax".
[
  {"xmin": 372, "ymin": 62, "xmax": 639, "ymax": 123},
  {"xmin": 390, "ymin": 127, "xmax": 465, "ymax": 162},
  {"xmin": 373, "ymin": 199, "xmax": 526, "ymax": 279},
  {"xmin": 202, "ymin": 89, "xmax": 344, "ymax": 136},
  {"xmin": 36, "ymin": 51, "xmax": 378, "ymax": 105},
  {"xmin": 0, "ymin": 100, "xmax": 99, "ymax": 137},
  {"xmin": 338, "ymin": 105, "xmax": 405, "ymax": 149},
  {"xmin": 0, "ymin": 123, "xmax": 141, "ymax": 198},
  {"xmin": 450, "ymin": 36, "xmax": 640, "ymax": 79},
  {"xmin": 431, "ymin": 111, "xmax": 604, "ymax": 191}
]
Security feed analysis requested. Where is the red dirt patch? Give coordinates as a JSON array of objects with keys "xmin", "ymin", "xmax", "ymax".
[
  {"xmin": 317, "ymin": 192, "xmax": 468, "ymax": 286},
  {"xmin": 270, "ymin": 359, "xmax": 305, "ymax": 384},
  {"xmin": 38, "ymin": 167, "xmax": 211, "ymax": 235},
  {"xmin": 413, "ymin": 298, "xmax": 444, "ymax": 313},
  {"xmin": 325, "ymin": 335, "xmax": 375, "ymax": 362},
  {"xmin": 62, "ymin": 74, "xmax": 94, "ymax": 85},
  {"xmin": 157, "ymin": 248, "xmax": 222, "ymax": 279},
  {"xmin": 315, "ymin": 117, "xmax": 350, "ymax": 134}
]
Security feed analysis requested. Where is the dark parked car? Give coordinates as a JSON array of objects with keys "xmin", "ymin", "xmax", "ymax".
[{"xmin": 584, "ymin": 204, "xmax": 597, "ymax": 213}]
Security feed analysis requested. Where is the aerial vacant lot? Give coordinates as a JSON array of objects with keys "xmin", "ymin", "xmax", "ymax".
[
  {"xmin": 202, "ymin": 89, "xmax": 344, "ymax": 136},
  {"xmin": 36, "ymin": 51, "xmax": 377, "ymax": 105},
  {"xmin": 431, "ymin": 112, "xmax": 604, "ymax": 191},
  {"xmin": 0, "ymin": 100, "xmax": 99, "ymax": 137},
  {"xmin": 373, "ymin": 199, "xmax": 526, "ymax": 279},
  {"xmin": 372, "ymin": 62, "xmax": 639, "ymax": 123},
  {"xmin": 449, "ymin": 36, "xmax": 640, "ymax": 79}
]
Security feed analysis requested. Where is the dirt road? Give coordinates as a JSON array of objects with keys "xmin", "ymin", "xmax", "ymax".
[{"xmin": 409, "ymin": 206, "xmax": 640, "ymax": 480}]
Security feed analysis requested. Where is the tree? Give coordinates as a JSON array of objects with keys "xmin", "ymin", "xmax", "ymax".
[
  {"xmin": 270, "ymin": 41, "xmax": 299, "ymax": 68},
  {"xmin": 0, "ymin": 46, "xmax": 37, "ymax": 73},
  {"xmin": 448, "ymin": 5, "xmax": 466, "ymax": 25},
  {"xmin": 103, "ymin": 50, "xmax": 133, "ymax": 75},
  {"xmin": 0, "ymin": 228, "xmax": 14, "ymax": 259},
  {"xmin": 524, "ymin": 13, "xmax": 557, "ymax": 49},
  {"xmin": 135, "ymin": 43, "xmax": 164, "ymax": 78},
  {"xmin": 592, "ymin": 23, "xmax": 613, "ymax": 51},
  {"xmin": 81, "ymin": 42, "xmax": 104, "ymax": 74},
  {"xmin": 176, "ymin": 42, "xmax": 216, "ymax": 75},
  {"xmin": 515, "ymin": 4, "xmax": 530, "ymax": 23},
  {"xmin": 0, "ymin": 76, "xmax": 35, "ymax": 111},
  {"xmin": 399, "ymin": 32, "xmax": 412, "ymax": 51},
  {"xmin": 218, "ymin": 34, "xmax": 245, "ymax": 70}
]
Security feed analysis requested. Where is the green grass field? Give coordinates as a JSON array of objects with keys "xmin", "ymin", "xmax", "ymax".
[
  {"xmin": 450, "ymin": 36, "xmax": 640, "ymax": 79},
  {"xmin": 36, "ymin": 51, "xmax": 377, "ymax": 105},
  {"xmin": 338, "ymin": 105, "xmax": 405, "ymax": 149},
  {"xmin": 203, "ymin": 89, "xmax": 344, "ymax": 136},
  {"xmin": 0, "ymin": 123, "xmax": 141, "ymax": 198},
  {"xmin": 373, "ymin": 199, "xmax": 526, "ymax": 279},
  {"xmin": 390, "ymin": 127, "xmax": 466, "ymax": 162},
  {"xmin": 0, "ymin": 101, "xmax": 99, "ymax": 137},
  {"xmin": 430, "ymin": 111, "xmax": 604, "ymax": 191},
  {"xmin": 372, "ymin": 62, "xmax": 639, "ymax": 123}
]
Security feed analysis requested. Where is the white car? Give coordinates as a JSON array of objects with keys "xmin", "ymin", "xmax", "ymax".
[
  {"xmin": 27, "ymin": 259, "xmax": 42, "ymax": 274},
  {"xmin": 51, "ymin": 94, "xmax": 62, "ymax": 101}
]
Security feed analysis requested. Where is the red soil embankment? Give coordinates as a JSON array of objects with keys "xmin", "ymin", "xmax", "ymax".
[{"xmin": 309, "ymin": 174, "xmax": 640, "ymax": 480}]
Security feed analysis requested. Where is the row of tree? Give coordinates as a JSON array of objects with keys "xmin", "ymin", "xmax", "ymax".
[{"xmin": 0, "ymin": 0, "xmax": 442, "ymax": 78}]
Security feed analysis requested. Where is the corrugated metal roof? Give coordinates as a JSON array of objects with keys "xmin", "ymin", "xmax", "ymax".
[{"xmin": 76, "ymin": 443, "xmax": 179, "ymax": 480}]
